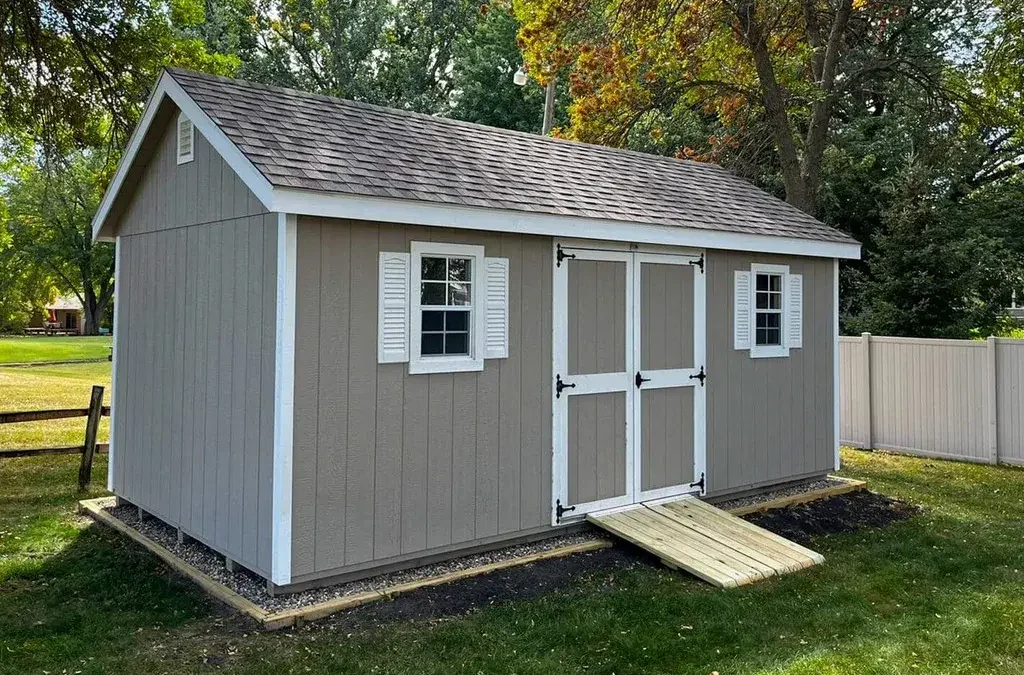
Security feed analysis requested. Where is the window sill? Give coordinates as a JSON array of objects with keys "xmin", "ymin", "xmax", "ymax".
[
  {"xmin": 750, "ymin": 346, "xmax": 790, "ymax": 359},
  {"xmin": 408, "ymin": 356, "xmax": 484, "ymax": 375}
]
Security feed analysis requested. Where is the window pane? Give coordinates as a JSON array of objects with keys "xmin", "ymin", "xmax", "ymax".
[
  {"xmin": 755, "ymin": 328, "xmax": 768, "ymax": 345},
  {"xmin": 766, "ymin": 327, "xmax": 781, "ymax": 345},
  {"xmin": 769, "ymin": 292, "xmax": 782, "ymax": 310},
  {"xmin": 766, "ymin": 313, "xmax": 781, "ymax": 329},
  {"xmin": 422, "ymin": 333, "xmax": 444, "ymax": 355},
  {"xmin": 448, "ymin": 258, "xmax": 471, "ymax": 282},
  {"xmin": 448, "ymin": 282, "xmax": 471, "ymax": 306},
  {"xmin": 421, "ymin": 282, "xmax": 446, "ymax": 305},
  {"xmin": 445, "ymin": 332, "xmax": 469, "ymax": 355},
  {"xmin": 756, "ymin": 292, "xmax": 769, "ymax": 310},
  {"xmin": 756, "ymin": 274, "xmax": 769, "ymax": 291},
  {"xmin": 769, "ymin": 274, "xmax": 782, "ymax": 292},
  {"xmin": 756, "ymin": 312, "xmax": 768, "ymax": 328},
  {"xmin": 422, "ymin": 310, "xmax": 444, "ymax": 332},
  {"xmin": 422, "ymin": 257, "xmax": 446, "ymax": 281},
  {"xmin": 445, "ymin": 310, "xmax": 468, "ymax": 331}
]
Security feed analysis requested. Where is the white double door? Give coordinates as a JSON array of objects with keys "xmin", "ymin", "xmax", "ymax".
[{"xmin": 551, "ymin": 241, "xmax": 706, "ymax": 523}]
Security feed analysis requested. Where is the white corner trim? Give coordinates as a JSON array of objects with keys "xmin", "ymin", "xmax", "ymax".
[
  {"xmin": 91, "ymin": 70, "xmax": 275, "ymax": 241},
  {"xmin": 833, "ymin": 258, "xmax": 841, "ymax": 471},
  {"xmin": 107, "ymin": 236, "xmax": 122, "ymax": 491},
  {"xmin": 271, "ymin": 212, "xmax": 297, "ymax": 586},
  {"xmin": 271, "ymin": 188, "xmax": 862, "ymax": 260}
]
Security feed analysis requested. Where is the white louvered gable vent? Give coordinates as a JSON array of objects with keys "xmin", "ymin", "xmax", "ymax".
[
  {"xmin": 176, "ymin": 113, "xmax": 194, "ymax": 165},
  {"xmin": 787, "ymin": 273, "xmax": 803, "ymax": 349},
  {"xmin": 484, "ymin": 257, "xmax": 509, "ymax": 359},
  {"xmin": 733, "ymin": 270, "xmax": 752, "ymax": 350},
  {"xmin": 378, "ymin": 252, "xmax": 410, "ymax": 363}
]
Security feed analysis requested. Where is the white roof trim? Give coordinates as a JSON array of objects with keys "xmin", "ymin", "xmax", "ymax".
[
  {"xmin": 91, "ymin": 70, "xmax": 275, "ymax": 241},
  {"xmin": 270, "ymin": 187, "xmax": 861, "ymax": 259}
]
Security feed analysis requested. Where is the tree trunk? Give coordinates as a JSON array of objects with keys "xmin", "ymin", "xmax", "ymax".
[{"xmin": 82, "ymin": 288, "xmax": 102, "ymax": 336}]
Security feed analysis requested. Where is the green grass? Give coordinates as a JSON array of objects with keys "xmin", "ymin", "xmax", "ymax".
[
  {"xmin": 0, "ymin": 362, "xmax": 111, "ymax": 449},
  {"xmin": 2, "ymin": 449, "xmax": 1023, "ymax": 674},
  {"xmin": 0, "ymin": 335, "xmax": 112, "ymax": 364}
]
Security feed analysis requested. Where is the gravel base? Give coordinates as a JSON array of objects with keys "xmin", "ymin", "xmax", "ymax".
[
  {"xmin": 714, "ymin": 477, "xmax": 852, "ymax": 512},
  {"xmin": 105, "ymin": 504, "xmax": 607, "ymax": 613}
]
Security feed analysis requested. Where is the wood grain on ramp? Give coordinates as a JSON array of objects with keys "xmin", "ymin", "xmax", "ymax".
[{"xmin": 587, "ymin": 497, "xmax": 824, "ymax": 587}]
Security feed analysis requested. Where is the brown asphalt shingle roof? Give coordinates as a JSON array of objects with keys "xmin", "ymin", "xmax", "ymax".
[{"xmin": 168, "ymin": 68, "xmax": 856, "ymax": 245}]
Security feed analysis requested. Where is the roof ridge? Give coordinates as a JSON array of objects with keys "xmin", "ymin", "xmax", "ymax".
[{"xmin": 165, "ymin": 67, "xmax": 731, "ymax": 174}]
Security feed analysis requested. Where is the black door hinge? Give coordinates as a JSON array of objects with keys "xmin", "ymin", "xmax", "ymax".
[
  {"xmin": 556, "ymin": 244, "xmax": 576, "ymax": 267},
  {"xmin": 555, "ymin": 374, "xmax": 576, "ymax": 398},
  {"xmin": 689, "ymin": 253, "xmax": 705, "ymax": 274},
  {"xmin": 690, "ymin": 472, "xmax": 705, "ymax": 492},
  {"xmin": 635, "ymin": 371, "xmax": 651, "ymax": 388},
  {"xmin": 689, "ymin": 365, "xmax": 707, "ymax": 387},
  {"xmin": 556, "ymin": 499, "xmax": 576, "ymax": 522}
]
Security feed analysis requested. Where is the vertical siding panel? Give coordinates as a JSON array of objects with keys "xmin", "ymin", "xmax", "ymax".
[
  {"xmin": 228, "ymin": 221, "xmax": 249, "ymax": 557},
  {"xmin": 257, "ymin": 216, "xmax": 277, "ymax": 572},
  {"xmin": 345, "ymin": 223, "xmax": 378, "ymax": 564},
  {"xmin": 169, "ymin": 229, "xmax": 187, "ymax": 523},
  {"xmin": 426, "ymin": 374, "xmax": 454, "ymax": 548},
  {"xmin": 179, "ymin": 228, "xmax": 197, "ymax": 530},
  {"xmin": 451, "ymin": 373, "xmax": 477, "ymax": 543},
  {"xmin": 373, "ymin": 226, "xmax": 404, "ymax": 559},
  {"xmin": 114, "ymin": 237, "xmax": 132, "ymax": 495},
  {"xmin": 242, "ymin": 217, "xmax": 264, "ymax": 565},
  {"xmin": 139, "ymin": 233, "xmax": 156, "ymax": 509},
  {"xmin": 474, "ymin": 233, "xmax": 504, "ymax": 538},
  {"xmin": 518, "ymin": 240, "xmax": 545, "ymax": 529},
  {"xmin": 202, "ymin": 225, "xmax": 223, "ymax": 540},
  {"xmin": 315, "ymin": 219, "xmax": 350, "ymax": 570},
  {"xmin": 498, "ymin": 235, "xmax": 523, "ymax": 533},
  {"xmin": 215, "ymin": 222, "xmax": 237, "ymax": 546},
  {"xmin": 292, "ymin": 219, "xmax": 321, "ymax": 576},
  {"xmin": 540, "ymin": 240, "xmax": 553, "ymax": 521},
  {"xmin": 401, "ymin": 370, "xmax": 430, "ymax": 554}
]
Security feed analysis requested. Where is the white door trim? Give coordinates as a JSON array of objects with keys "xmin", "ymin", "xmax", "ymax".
[
  {"xmin": 632, "ymin": 252, "xmax": 707, "ymax": 502},
  {"xmin": 551, "ymin": 243, "xmax": 635, "ymax": 524}
]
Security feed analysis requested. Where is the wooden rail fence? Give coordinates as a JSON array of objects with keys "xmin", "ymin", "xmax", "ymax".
[{"xmin": 0, "ymin": 385, "xmax": 109, "ymax": 489}]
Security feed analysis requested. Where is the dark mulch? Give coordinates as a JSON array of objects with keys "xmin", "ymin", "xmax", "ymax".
[
  {"xmin": 317, "ymin": 545, "xmax": 653, "ymax": 630},
  {"xmin": 743, "ymin": 489, "xmax": 920, "ymax": 545}
]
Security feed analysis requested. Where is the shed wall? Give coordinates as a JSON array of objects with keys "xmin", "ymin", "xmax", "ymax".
[
  {"xmin": 112, "ymin": 112, "xmax": 277, "ymax": 576},
  {"xmin": 705, "ymin": 251, "xmax": 835, "ymax": 495},
  {"xmin": 290, "ymin": 217, "xmax": 553, "ymax": 581}
]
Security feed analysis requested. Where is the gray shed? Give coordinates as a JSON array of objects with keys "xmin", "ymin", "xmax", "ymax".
[{"xmin": 92, "ymin": 68, "xmax": 860, "ymax": 593}]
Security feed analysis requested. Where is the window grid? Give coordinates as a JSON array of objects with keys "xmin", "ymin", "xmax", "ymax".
[
  {"xmin": 420, "ymin": 256, "xmax": 472, "ymax": 357},
  {"xmin": 755, "ymin": 272, "xmax": 783, "ymax": 346}
]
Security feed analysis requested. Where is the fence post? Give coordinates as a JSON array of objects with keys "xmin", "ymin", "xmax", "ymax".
[
  {"xmin": 986, "ymin": 336, "xmax": 999, "ymax": 464},
  {"xmin": 78, "ymin": 385, "xmax": 104, "ymax": 491},
  {"xmin": 861, "ymin": 332, "xmax": 872, "ymax": 449}
]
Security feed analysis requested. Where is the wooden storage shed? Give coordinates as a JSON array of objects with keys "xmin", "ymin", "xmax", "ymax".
[{"xmin": 92, "ymin": 68, "xmax": 861, "ymax": 593}]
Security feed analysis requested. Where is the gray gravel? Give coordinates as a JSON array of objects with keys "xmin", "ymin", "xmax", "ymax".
[
  {"xmin": 714, "ymin": 477, "xmax": 852, "ymax": 512},
  {"xmin": 105, "ymin": 504, "xmax": 607, "ymax": 613}
]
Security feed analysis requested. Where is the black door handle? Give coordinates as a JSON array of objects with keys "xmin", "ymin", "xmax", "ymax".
[{"xmin": 635, "ymin": 371, "xmax": 651, "ymax": 388}]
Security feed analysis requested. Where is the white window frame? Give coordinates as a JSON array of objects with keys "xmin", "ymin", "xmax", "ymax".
[
  {"xmin": 409, "ymin": 241, "xmax": 486, "ymax": 374},
  {"xmin": 750, "ymin": 263, "xmax": 790, "ymax": 359},
  {"xmin": 176, "ymin": 112, "xmax": 194, "ymax": 165}
]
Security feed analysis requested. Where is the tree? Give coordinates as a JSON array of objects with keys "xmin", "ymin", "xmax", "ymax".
[
  {"xmin": 0, "ymin": 0, "xmax": 239, "ymax": 150},
  {"xmin": 3, "ymin": 150, "xmax": 114, "ymax": 335},
  {"xmin": 515, "ymin": 0, "xmax": 990, "ymax": 216}
]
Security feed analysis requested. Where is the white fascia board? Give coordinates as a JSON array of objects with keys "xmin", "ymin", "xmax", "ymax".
[
  {"xmin": 271, "ymin": 187, "xmax": 862, "ymax": 260},
  {"xmin": 91, "ymin": 70, "xmax": 275, "ymax": 242}
]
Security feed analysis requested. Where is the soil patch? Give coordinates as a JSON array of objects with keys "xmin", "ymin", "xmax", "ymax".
[{"xmin": 743, "ymin": 490, "xmax": 920, "ymax": 545}]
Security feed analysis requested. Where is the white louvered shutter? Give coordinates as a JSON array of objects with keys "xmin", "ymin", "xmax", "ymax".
[
  {"xmin": 734, "ymin": 270, "xmax": 752, "ymax": 350},
  {"xmin": 483, "ymin": 257, "xmax": 509, "ymax": 359},
  {"xmin": 176, "ymin": 114, "xmax": 194, "ymax": 164},
  {"xmin": 787, "ymin": 273, "xmax": 803, "ymax": 349},
  {"xmin": 378, "ymin": 252, "xmax": 410, "ymax": 363}
]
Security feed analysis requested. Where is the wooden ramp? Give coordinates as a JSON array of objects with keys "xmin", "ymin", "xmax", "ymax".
[{"xmin": 588, "ymin": 498, "xmax": 824, "ymax": 588}]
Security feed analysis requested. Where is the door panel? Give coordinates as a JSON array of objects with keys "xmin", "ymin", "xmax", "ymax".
[
  {"xmin": 641, "ymin": 263, "xmax": 694, "ymax": 371},
  {"xmin": 640, "ymin": 387, "xmax": 695, "ymax": 491},
  {"xmin": 567, "ymin": 260, "xmax": 627, "ymax": 376},
  {"xmin": 568, "ymin": 392, "xmax": 628, "ymax": 505}
]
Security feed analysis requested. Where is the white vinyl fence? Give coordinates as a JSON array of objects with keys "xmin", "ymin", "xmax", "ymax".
[{"xmin": 840, "ymin": 334, "xmax": 1024, "ymax": 466}]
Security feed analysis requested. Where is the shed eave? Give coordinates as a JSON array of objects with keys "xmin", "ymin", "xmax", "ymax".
[{"xmin": 270, "ymin": 187, "xmax": 862, "ymax": 260}]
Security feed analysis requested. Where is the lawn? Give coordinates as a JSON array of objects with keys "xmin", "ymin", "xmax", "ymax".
[
  {"xmin": 0, "ymin": 335, "xmax": 112, "ymax": 364},
  {"xmin": 0, "ymin": 362, "xmax": 111, "ymax": 449},
  {"xmin": 1, "ymin": 449, "xmax": 1023, "ymax": 675}
]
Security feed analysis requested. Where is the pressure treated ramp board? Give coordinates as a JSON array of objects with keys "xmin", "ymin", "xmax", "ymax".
[{"xmin": 587, "ymin": 498, "xmax": 824, "ymax": 588}]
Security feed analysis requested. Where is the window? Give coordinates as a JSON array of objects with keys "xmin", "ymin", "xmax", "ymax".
[
  {"xmin": 734, "ymin": 263, "xmax": 803, "ymax": 358},
  {"xmin": 754, "ymin": 272, "xmax": 783, "ymax": 346},
  {"xmin": 176, "ymin": 113, "xmax": 194, "ymax": 165}
]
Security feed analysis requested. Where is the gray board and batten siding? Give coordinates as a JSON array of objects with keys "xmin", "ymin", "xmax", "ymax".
[{"xmin": 111, "ymin": 115, "xmax": 278, "ymax": 577}]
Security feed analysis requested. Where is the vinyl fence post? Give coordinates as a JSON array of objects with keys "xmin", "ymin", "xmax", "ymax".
[
  {"xmin": 78, "ymin": 385, "xmax": 104, "ymax": 491},
  {"xmin": 861, "ymin": 333, "xmax": 872, "ymax": 450},
  {"xmin": 986, "ymin": 336, "xmax": 999, "ymax": 464}
]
